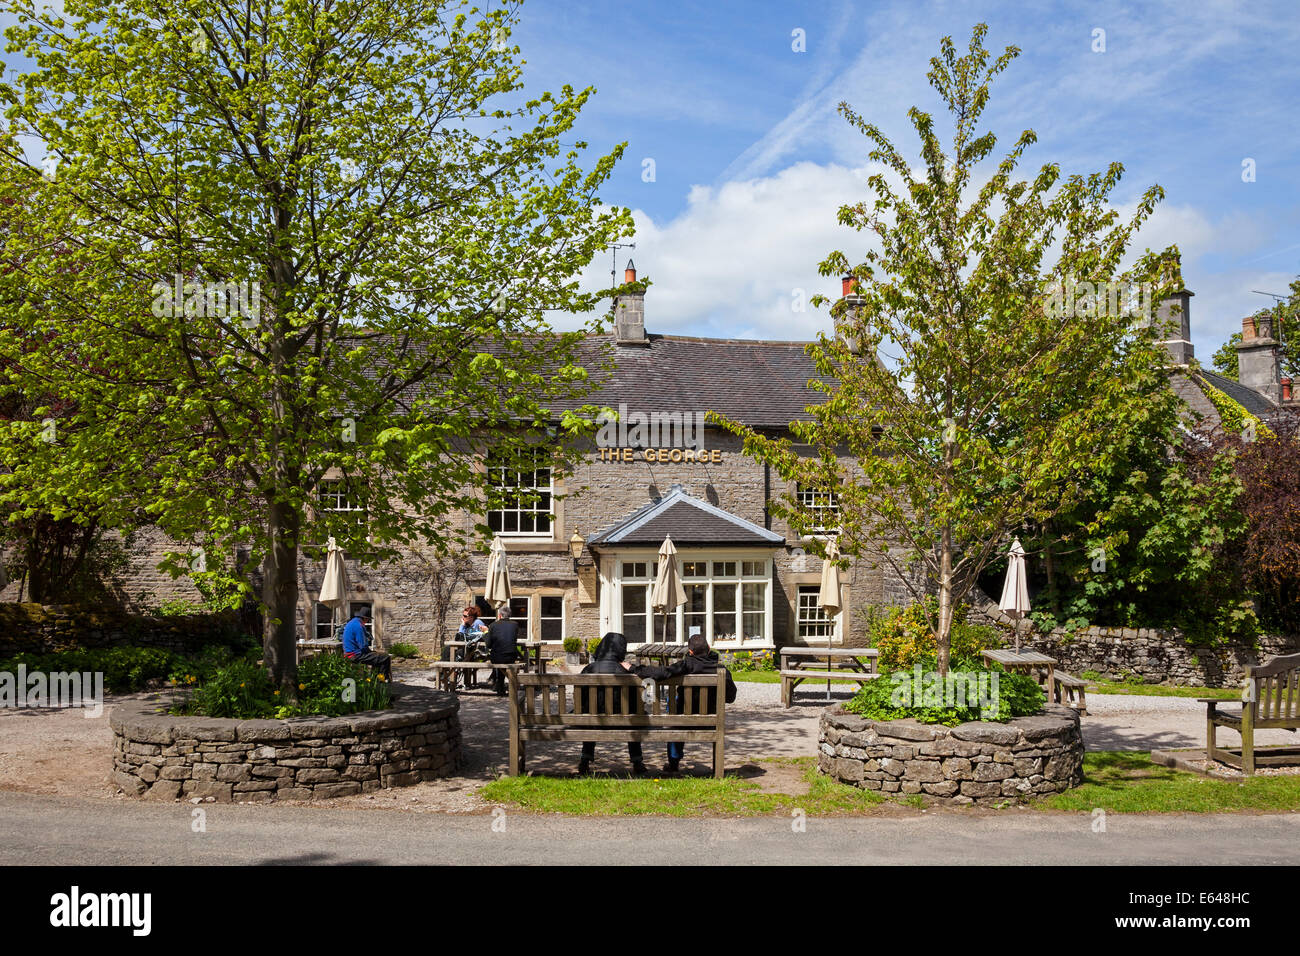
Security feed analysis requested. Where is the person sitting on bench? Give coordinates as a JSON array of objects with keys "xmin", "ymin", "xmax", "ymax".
[
  {"xmin": 577, "ymin": 632, "xmax": 665, "ymax": 777},
  {"xmin": 659, "ymin": 634, "xmax": 736, "ymax": 774},
  {"xmin": 485, "ymin": 606, "xmax": 519, "ymax": 696},
  {"xmin": 343, "ymin": 606, "xmax": 391, "ymax": 684},
  {"xmin": 454, "ymin": 605, "xmax": 488, "ymax": 688}
]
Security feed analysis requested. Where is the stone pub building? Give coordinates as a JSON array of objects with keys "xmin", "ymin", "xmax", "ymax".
[{"xmin": 288, "ymin": 263, "xmax": 909, "ymax": 656}]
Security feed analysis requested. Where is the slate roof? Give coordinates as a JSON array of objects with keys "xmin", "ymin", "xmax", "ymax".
[
  {"xmin": 587, "ymin": 484, "xmax": 785, "ymax": 548},
  {"xmin": 557, "ymin": 334, "xmax": 830, "ymax": 429},
  {"xmin": 1170, "ymin": 368, "xmax": 1279, "ymax": 432},
  {"xmin": 1196, "ymin": 369, "xmax": 1277, "ymax": 418}
]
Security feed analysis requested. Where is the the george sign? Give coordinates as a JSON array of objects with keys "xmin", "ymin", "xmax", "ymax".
[{"xmin": 596, "ymin": 448, "xmax": 723, "ymax": 463}]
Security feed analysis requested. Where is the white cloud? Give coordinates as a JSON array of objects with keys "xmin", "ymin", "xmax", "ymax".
[{"xmin": 566, "ymin": 162, "xmax": 876, "ymax": 341}]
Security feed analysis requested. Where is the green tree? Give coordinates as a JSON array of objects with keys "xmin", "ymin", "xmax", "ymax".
[
  {"xmin": 0, "ymin": 0, "xmax": 632, "ymax": 693},
  {"xmin": 714, "ymin": 24, "xmax": 1179, "ymax": 676}
]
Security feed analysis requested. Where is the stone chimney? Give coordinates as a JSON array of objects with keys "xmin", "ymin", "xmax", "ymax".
[
  {"xmin": 1154, "ymin": 288, "xmax": 1195, "ymax": 366},
  {"xmin": 836, "ymin": 274, "xmax": 865, "ymax": 354},
  {"xmin": 613, "ymin": 259, "xmax": 647, "ymax": 346},
  {"xmin": 1236, "ymin": 311, "xmax": 1282, "ymax": 404}
]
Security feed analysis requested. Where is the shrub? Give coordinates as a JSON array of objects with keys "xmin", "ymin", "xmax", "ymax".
[
  {"xmin": 563, "ymin": 637, "xmax": 582, "ymax": 653},
  {"xmin": 844, "ymin": 655, "xmax": 1044, "ymax": 726},
  {"xmin": 175, "ymin": 653, "xmax": 391, "ymax": 719},
  {"xmin": 388, "ymin": 642, "xmax": 420, "ymax": 658},
  {"xmin": 722, "ymin": 649, "xmax": 776, "ymax": 672},
  {"xmin": 0, "ymin": 646, "xmax": 187, "ymax": 693},
  {"xmin": 586, "ymin": 636, "xmax": 602, "ymax": 656},
  {"xmin": 869, "ymin": 601, "xmax": 1000, "ymax": 670},
  {"xmin": 181, "ymin": 657, "xmax": 276, "ymax": 718}
]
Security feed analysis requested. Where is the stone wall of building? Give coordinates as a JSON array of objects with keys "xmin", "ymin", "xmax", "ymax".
[
  {"xmin": 967, "ymin": 592, "xmax": 1300, "ymax": 687},
  {"xmin": 112, "ymin": 427, "xmax": 911, "ymax": 658},
  {"xmin": 110, "ymin": 685, "xmax": 460, "ymax": 802},
  {"xmin": 0, "ymin": 603, "xmax": 250, "ymax": 658},
  {"xmin": 818, "ymin": 704, "xmax": 1084, "ymax": 805}
]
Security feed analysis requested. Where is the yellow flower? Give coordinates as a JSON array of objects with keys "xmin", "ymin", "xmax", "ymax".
[
  {"xmin": 239, "ymin": 682, "xmax": 245, "ymax": 688},
  {"xmin": 378, "ymin": 674, "xmax": 386, "ymax": 682},
  {"xmin": 299, "ymin": 683, "xmax": 305, "ymax": 690},
  {"xmin": 273, "ymin": 690, "xmax": 280, "ymax": 696}
]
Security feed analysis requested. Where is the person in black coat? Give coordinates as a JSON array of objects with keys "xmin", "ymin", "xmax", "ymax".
[
  {"xmin": 576, "ymin": 632, "xmax": 664, "ymax": 776},
  {"xmin": 660, "ymin": 634, "xmax": 737, "ymax": 773},
  {"xmin": 484, "ymin": 606, "xmax": 519, "ymax": 696}
]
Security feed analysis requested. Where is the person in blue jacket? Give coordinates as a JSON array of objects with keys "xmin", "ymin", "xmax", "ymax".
[{"xmin": 342, "ymin": 606, "xmax": 391, "ymax": 684}]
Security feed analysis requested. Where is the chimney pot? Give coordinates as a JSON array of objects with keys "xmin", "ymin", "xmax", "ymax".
[
  {"xmin": 1283, "ymin": 378, "xmax": 1293, "ymax": 402},
  {"xmin": 624, "ymin": 259, "xmax": 636, "ymax": 284},
  {"xmin": 841, "ymin": 275, "xmax": 857, "ymax": 298}
]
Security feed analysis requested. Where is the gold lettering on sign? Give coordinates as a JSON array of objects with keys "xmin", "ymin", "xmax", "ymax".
[{"xmin": 596, "ymin": 448, "xmax": 724, "ymax": 463}]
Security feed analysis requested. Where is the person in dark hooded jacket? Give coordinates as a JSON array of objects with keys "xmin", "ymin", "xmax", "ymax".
[
  {"xmin": 576, "ymin": 632, "xmax": 666, "ymax": 776},
  {"xmin": 659, "ymin": 633, "xmax": 737, "ymax": 773}
]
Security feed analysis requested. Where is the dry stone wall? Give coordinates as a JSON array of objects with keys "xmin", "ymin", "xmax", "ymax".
[
  {"xmin": 968, "ymin": 593, "xmax": 1300, "ymax": 687},
  {"xmin": 818, "ymin": 703, "xmax": 1084, "ymax": 805},
  {"xmin": 0, "ymin": 603, "xmax": 249, "ymax": 658},
  {"xmin": 110, "ymin": 685, "xmax": 459, "ymax": 802}
]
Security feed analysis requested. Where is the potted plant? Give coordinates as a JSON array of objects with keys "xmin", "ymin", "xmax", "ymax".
[
  {"xmin": 586, "ymin": 636, "xmax": 603, "ymax": 663},
  {"xmin": 563, "ymin": 637, "xmax": 583, "ymax": 667}
]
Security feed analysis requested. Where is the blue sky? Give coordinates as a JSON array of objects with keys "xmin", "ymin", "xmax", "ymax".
[
  {"xmin": 4, "ymin": 0, "xmax": 1298, "ymax": 360},
  {"xmin": 509, "ymin": 0, "xmax": 1300, "ymax": 358}
]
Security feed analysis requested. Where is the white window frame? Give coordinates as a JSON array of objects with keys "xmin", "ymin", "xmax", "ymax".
[
  {"xmin": 795, "ymin": 584, "xmax": 843, "ymax": 645},
  {"xmin": 795, "ymin": 483, "xmax": 841, "ymax": 536},
  {"xmin": 318, "ymin": 478, "xmax": 368, "ymax": 536},
  {"xmin": 612, "ymin": 549, "xmax": 774, "ymax": 649},
  {"xmin": 485, "ymin": 451, "xmax": 554, "ymax": 538},
  {"xmin": 537, "ymin": 593, "xmax": 566, "ymax": 643}
]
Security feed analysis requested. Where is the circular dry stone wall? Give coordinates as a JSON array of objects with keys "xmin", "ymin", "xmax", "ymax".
[
  {"xmin": 110, "ymin": 684, "xmax": 460, "ymax": 802},
  {"xmin": 818, "ymin": 703, "xmax": 1084, "ymax": 804}
]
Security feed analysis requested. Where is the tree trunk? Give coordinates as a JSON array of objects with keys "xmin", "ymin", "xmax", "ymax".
[
  {"xmin": 263, "ymin": 495, "xmax": 301, "ymax": 697},
  {"xmin": 937, "ymin": 523, "xmax": 953, "ymax": 678}
]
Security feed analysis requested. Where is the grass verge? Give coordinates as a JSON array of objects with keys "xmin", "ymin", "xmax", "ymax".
[
  {"xmin": 479, "ymin": 757, "xmax": 883, "ymax": 816},
  {"xmin": 1040, "ymin": 751, "xmax": 1300, "ymax": 813},
  {"xmin": 1086, "ymin": 681, "xmax": 1238, "ymax": 699},
  {"xmin": 732, "ymin": 671, "xmax": 780, "ymax": 684}
]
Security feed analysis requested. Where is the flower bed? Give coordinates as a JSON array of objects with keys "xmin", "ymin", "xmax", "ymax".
[
  {"xmin": 110, "ymin": 684, "xmax": 459, "ymax": 802},
  {"xmin": 818, "ymin": 703, "xmax": 1084, "ymax": 804}
]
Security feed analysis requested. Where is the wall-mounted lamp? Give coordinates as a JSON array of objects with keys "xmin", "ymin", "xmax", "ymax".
[{"xmin": 568, "ymin": 530, "xmax": 585, "ymax": 572}]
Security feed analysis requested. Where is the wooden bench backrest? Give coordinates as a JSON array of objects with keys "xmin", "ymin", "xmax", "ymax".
[
  {"xmin": 507, "ymin": 671, "xmax": 726, "ymax": 728},
  {"xmin": 1248, "ymin": 653, "xmax": 1300, "ymax": 721}
]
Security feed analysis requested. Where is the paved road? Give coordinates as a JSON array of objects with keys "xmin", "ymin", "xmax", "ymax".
[{"xmin": 5, "ymin": 791, "xmax": 1299, "ymax": 865}]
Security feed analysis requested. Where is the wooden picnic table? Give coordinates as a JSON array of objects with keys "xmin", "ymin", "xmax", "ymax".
[
  {"xmin": 445, "ymin": 638, "xmax": 547, "ymax": 674},
  {"xmin": 981, "ymin": 648, "xmax": 1057, "ymax": 703},
  {"xmin": 779, "ymin": 646, "xmax": 880, "ymax": 708},
  {"xmin": 630, "ymin": 642, "xmax": 689, "ymax": 666},
  {"xmin": 295, "ymin": 637, "xmax": 341, "ymax": 663}
]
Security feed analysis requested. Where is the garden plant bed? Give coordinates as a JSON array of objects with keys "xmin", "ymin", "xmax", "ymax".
[
  {"xmin": 818, "ymin": 703, "xmax": 1084, "ymax": 804},
  {"xmin": 110, "ymin": 683, "xmax": 460, "ymax": 802}
]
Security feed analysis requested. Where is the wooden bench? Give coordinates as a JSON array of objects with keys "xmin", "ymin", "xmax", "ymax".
[
  {"xmin": 1053, "ymin": 671, "xmax": 1088, "ymax": 715},
  {"xmin": 506, "ymin": 669, "xmax": 727, "ymax": 778},
  {"xmin": 429, "ymin": 660, "xmax": 516, "ymax": 692},
  {"xmin": 1204, "ymin": 652, "xmax": 1300, "ymax": 775}
]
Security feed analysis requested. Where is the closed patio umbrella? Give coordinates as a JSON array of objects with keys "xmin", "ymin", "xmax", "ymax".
[
  {"xmin": 651, "ymin": 535, "xmax": 686, "ymax": 643},
  {"xmin": 816, "ymin": 537, "xmax": 844, "ymax": 700},
  {"xmin": 999, "ymin": 538, "xmax": 1031, "ymax": 652},
  {"xmin": 485, "ymin": 535, "xmax": 512, "ymax": 610},
  {"xmin": 317, "ymin": 536, "xmax": 349, "ymax": 640}
]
